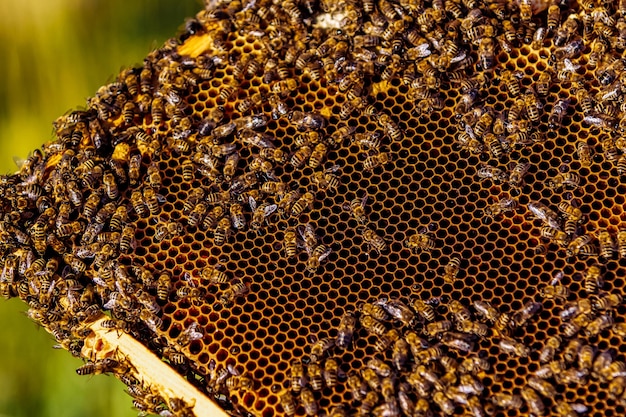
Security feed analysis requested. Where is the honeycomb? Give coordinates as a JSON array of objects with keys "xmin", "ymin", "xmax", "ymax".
[{"xmin": 4, "ymin": 0, "xmax": 626, "ymax": 415}]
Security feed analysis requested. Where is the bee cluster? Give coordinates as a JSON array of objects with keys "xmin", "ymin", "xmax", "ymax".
[
  {"xmin": 283, "ymin": 295, "xmax": 588, "ymax": 417},
  {"xmin": 4, "ymin": 0, "xmax": 626, "ymax": 415}
]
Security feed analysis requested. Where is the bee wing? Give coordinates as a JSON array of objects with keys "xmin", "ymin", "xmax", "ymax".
[
  {"xmin": 182, "ymin": 271, "xmax": 196, "ymax": 287},
  {"xmin": 248, "ymin": 196, "xmax": 257, "ymax": 211},
  {"xmin": 262, "ymin": 204, "xmax": 278, "ymax": 217},
  {"xmin": 103, "ymin": 295, "xmax": 117, "ymax": 310},
  {"xmin": 227, "ymin": 363, "xmax": 241, "ymax": 376},
  {"xmin": 550, "ymin": 270, "xmax": 565, "ymax": 286},
  {"xmin": 450, "ymin": 50, "xmax": 467, "ymax": 63},
  {"xmin": 318, "ymin": 247, "xmax": 332, "ymax": 262},
  {"xmin": 325, "ymin": 164, "xmax": 341, "ymax": 173},
  {"xmin": 414, "ymin": 43, "xmax": 432, "ymax": 58}
]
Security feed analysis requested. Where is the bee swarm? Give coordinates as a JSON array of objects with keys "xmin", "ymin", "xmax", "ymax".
[{"xmin": 3, "ymin": 0, "xmax": 626, "ymax": 416}]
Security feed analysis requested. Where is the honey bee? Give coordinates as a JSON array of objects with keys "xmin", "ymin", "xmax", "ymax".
[
  {"xmin": 484, "ymin": 198, "xmax": 518, "ymax": 219},
  {"xmin": 557, "ymin": 201, "xmax": 583, "ymax": 225},
  {"xmin": 56, "ymin": 221, "xmax": 84, "ymax": 239},
  {"xmin": 555, "ymin": 401, "xmax": 588, "ymax": 417},
  {"xmin": 101, "ymin": 173, "xmax": 118, "ymax": 201},
  {"xmin": 353, "ymin": 131, "xmax": 383, "ymax": 151},
  {"xmin": 425, "ymin": 319, "xmax": 452, "ymax": 337},
  {"xmin": 404, "ymin": 230, "xmax": 436, "ymax": 253},
  {"xmin": 347, "ymin": 373, "xmax": 367, "ymax": 402},
  {"xmin": 411, "ymin": 298, "xmax": 436, "ymax": 322},
  {"xmin": 367, "ymin": 358, "xmax": 392, "ymax": 378},
  {"xmin": 249, "ymin": 201, "xmax": 276, "ymax": 234},
  {"xmin": 327, "ymin": 125, "xmax": 355, "ymax": 148},
  {"xmin": 237, "ymin": 129, "xmax": 274, "ymax": 149},
  {"xmin": 548, "ymin": 98, "xmax": 571, "ymax": 130},
  {"xmin": 140, "ymin": 187, "xmax": 161, "ymax": 216},
  {"xmin": 527, "ymin": 376, "xmax": 556, "ymax": 398},
  {"xmin": 581, "ymin": 264, "xmax": 603, "ymax": 295},
  {"xmin": 130, "ymin": 191, "xmax": 148, "ymax": 217},
  {"xmin": 202, "ymin": 206, "xmax": 224, "ymax": 231},
  {"xmin": 512, "ymin": 301, "xmax": 541, "ymax": 328},
  {"xmin": 459, "ymin": 320, "xmax": 489, "ymax": 338},
  {"xmin": 219, "ymin": 282, "xmax": 248, "ymax": 306},
  {"xmin": 459, "ymin": 356, "xmax": 491, "ymax": 375},
  {"xmin": 586, "ymin": 314, "xmax": 615, "ymax": 337},
  {"xmin": 305, "ymin": 361, "xmax": 322, "ymax": 391},
  {"xmin": 471, "ymin": 300, "xmax": 498, "ymax": 324},
  {"xmin": 594, "ymin": 293, "xmax": 623, "ymax": 311},
  {"xmin": 290, "ymin": 359, "xmax": 306, "ymax": 394},
  {"xmin": 528, "ymin": 201, "xmax": 561, "ymax": 230},
  {"xmin": 228, "ymin": 203, "xmax": 246, "ymax": 231},
  {"xmin": 499, "ymin": 337, "xmax": 529, "ymax": 357},
  {"xmin": 446, "ymin": 300, "xmax": 470, "ymax": 324},
  {"xmin": 508, "ymin": 160, "xmax": 530, "ymax": 190},
  {"xmin": 433, "ymin": 390, "xmax": 455, "ymax": 415},
  {"xmin": 290, "ymin": 145, "xmax": 312, "ymax": 168},
  {"xmin": 309, "ymin": 337, "xmax": 335, "ymax": 362},
  {"xmin": 560, "ymin": 298, "xmax": 593, "ymax": 323},
  {"xmin": 442, "ymin": 331, "xmax": 476, "ymax": 352},
  {"xmin": 363, "ymin": 152, "xmax": 392, "ymax": 171},
  {"xmin": 225, "ymin": 373, "xmax": 253, "ymax": 393},
  {"xmin": 306, "ymin": 244, "xmax": 331, "ymax": 274},
  {"xmin": 154, "ymin": 220, "xmax": 181, "ymax": 242},
  {"xmin": 155, "ymin": 273, "xmax": 171, "ymax": 302},
  {"xmin": 308, "ymin": 143, "xmax": 328, "ymax": 169},
  {"xmin": 388, "ymin": 337, "xmax": 409, "ymax": 371},
  {"xmin": 283, "ymin": 228, "xmax": 298, "ymax": 259},
  {"xmin": 295, "ymin": 131, "xmax": 321, "ymax": 147},
  {"xmin": 598, "ymin": 229, "xmax": 616, "ymax": 260},
  {"xmin": 198, "ymin": 264, "xmax": 229, "ymax": 285},
  {"xmin": 259, "ymin": 147, "xmax": 287, "ymax": 164},
  {"xmin": 501, "ymin": 70, "xmax": 523, "ymax": 97},
  {"xmin": 336, "ymin": 311, "xmax": 356, "ymax": 349},
  {"xmin": 122, "ymin": 101, "xmax": 136, "ymax": 125},
  {"xmin": 290, "ymin": 192, "xmax": 314, "ymax": 218},
  {"xmin": 65, "ymin": 180, "xmax": 83, "ymax": 206},
  {"xmin": 76, "ymin": 358, "xmax": 120, "ymax": 376},
  {"xmin": 213, "ymin": 217, "xmax": 231, "ymax": 246},
  {"xmin": 523, "ymin": 89, "xmax": 542, "ymax": 123},
  {"xmin": 377, "ymin": 113, "xmax": 403, "ymax": 141},
  {"xmin": 361, "ymin": 227, "xmax": 388, "ymax": 254},
  {"xmin": 82, "ymin": 193, "xmax": 100, "ymax": 219},
  {"xmin": 491, "ymin": 392, "xmax": 523, "ymax": 409},
  {"xmin": 312, "ymin": 169, "xmax": 340, "ymax": 193},
  {"xmin": 221, "ymin": 152, "xmax": 239, "ymax": 181},
  {"xmin": 360, "ymin": 301, "xmax": 390, "ymax": 322},
  {"xmin": 477, "ymin": 165, "xmax": 508, "ymax": 182},
  {"xmin": 617, "ymin": 155, "xmax": 626, "ymax": 177},
  {"xmin": 576, "ymin": 91, "xmax": 594, "ymax": 118},
  {"xmin": 63, "ymin": 253, "xmax": 86, "ymax": 274},
  {"xmin": 290, "ymin": 111, "xmax": 327, "ymax": 131},
  {"xmin": 535, "ymin": 71, "xmax": 552, "ymax": 97},
  {"xmin": 188, "ymin": 202, "xmax": 208, "ymax": 229},
  {"xmin": 123, "ymin": 153, "xmax": 142, "ymax": 186},
  {"xmin": 272, "ymin": 78, "xmax": 298, "ymax": 98},
  {"xmin": 600, "ymin": 135, "xmax": 620, "ymax": 162},
  {"xmin": 361, "ymin": 314, "xmax": 388, "ymax": 336},
  {"xmin": 279, "ymin": 391, "xmax": 296, "ymax": 416},
  {"xmin": 566, "ymin": 233, "xmax": 596, "ymax": 257},
  {"xmin": 538, "ymin": 335, "xmax": 562, "ymax": 364}
]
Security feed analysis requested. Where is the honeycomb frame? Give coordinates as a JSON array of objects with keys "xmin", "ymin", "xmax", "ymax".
[{"xmin": 3, "ymin": 0, "xmax": 626, "ymax": 416}]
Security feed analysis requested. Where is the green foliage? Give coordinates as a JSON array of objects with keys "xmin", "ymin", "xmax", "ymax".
[{"xmin": 0, "ymin": 1, "xmax": 200, "ymax": 416}]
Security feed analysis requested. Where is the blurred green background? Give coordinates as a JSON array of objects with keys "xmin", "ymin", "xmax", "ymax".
[{"xmin": 0, "ymin": 1, "xmax": 201, "ymax": 416}]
